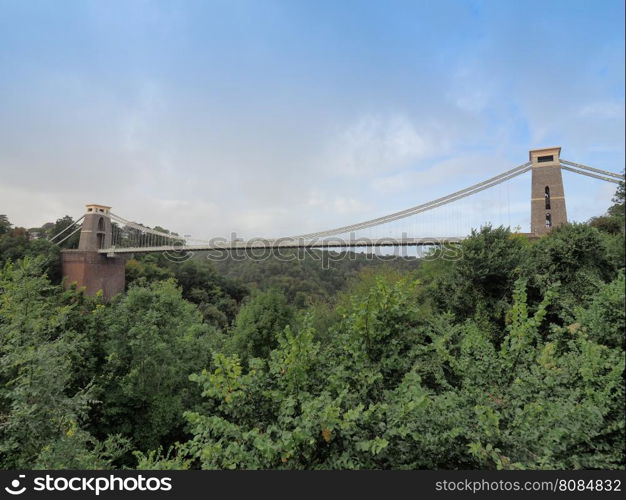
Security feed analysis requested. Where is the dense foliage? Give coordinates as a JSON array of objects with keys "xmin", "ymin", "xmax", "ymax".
[{"xmin": 0, "ymin": 189, "xmax": 624, "ymax": 469}]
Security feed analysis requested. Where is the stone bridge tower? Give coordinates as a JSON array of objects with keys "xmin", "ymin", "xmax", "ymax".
[
  {"xmin": 530, "ymin": 147, "xmax": 567, "ymax": 236},
  {"xmin": 61, "ymin": 204, "xmax": 126, "ymax": 299}
]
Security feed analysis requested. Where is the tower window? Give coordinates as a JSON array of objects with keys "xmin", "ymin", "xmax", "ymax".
[
  {"xmin": 97, "ymin": 217, "xmax": 105, "ymax": 231},
  {"xmin": 545, "ymin": 186, "xmax": 551, "ymax": 209},
  {"xmin": 538, "ymin": 155, "xmax": 554, "ymax": 162},
  {"xmin": 545, "ymin": 213, "xmax": 552, "ymax": 228}
]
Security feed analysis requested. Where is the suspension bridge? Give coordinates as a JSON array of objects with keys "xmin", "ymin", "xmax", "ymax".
[{"xmin": 52, "ymin": 147, "xmax": 623, "ymax": 298}]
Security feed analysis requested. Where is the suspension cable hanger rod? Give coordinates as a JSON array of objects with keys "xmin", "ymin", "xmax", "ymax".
[{"xmin": 289, "ymin": 162, "xmax": 532, "ymax": 240}]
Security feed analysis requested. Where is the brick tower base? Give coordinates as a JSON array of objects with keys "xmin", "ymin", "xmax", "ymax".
[{"xmin": 62, "ymin": 250, "xmax": 126, "ymax": 300}]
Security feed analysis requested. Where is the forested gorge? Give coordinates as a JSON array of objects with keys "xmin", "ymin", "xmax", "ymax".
[{"xmin": 0, "ymin": 182, "xmax": 624, "ymax": 470}]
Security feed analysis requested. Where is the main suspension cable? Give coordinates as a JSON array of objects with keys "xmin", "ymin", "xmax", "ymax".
[
  {"xmin": 53, "ymin": 224, "xmax": 83, "ymax": 246},
  {"xmin": 288, "ymin": 162, "xmax": 532, "ymax": 239},
  {"xmin": 560, "ymin": 165, "xmax": 623, "ymax": 185},
  {"xmin": 48, "ymin": 215, "xmax": 85, "ymax": 242},
  {"xmin": 560, "ymin": 159, "xmax": 624, "ymax": 180}
]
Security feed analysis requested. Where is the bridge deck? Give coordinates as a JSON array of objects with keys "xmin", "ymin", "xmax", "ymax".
[{"xmin": 98, "ymin": 237, "xmax": 464, "ymax": 254}]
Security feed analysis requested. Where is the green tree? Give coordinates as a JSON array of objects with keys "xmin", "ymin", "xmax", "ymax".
[
  {"xmin": 588, "ymin": 215, "xmax": 622, "ymax": 235},
  {"xmin": 525, "ymin": 223, "xmax": 616, "ymax": 321},
  {"xmin": 89, "ymin": 280, "xmax": 220, "ymax": 457},
  {"xmin": 145, "ymin": 273, "xmax": 624, "ymax": 470},
  {"xmin": 432, "ymin": 225, "xmax": 528, "ymax": 330},
  {"xmin": 125, "ymin": 256, "xmax": 174, "ymax": 286},
  {"xmin": 229, "ymin": 289, "xmax": 294, "ymax": 362},
  {"xmin": 172, "ymin": 259, "xmax": 247, "ymax": 328},
  {"xmin": 46, "ymin": 216, "xmax": 80, "ymax": 248},
  {"xmin": 0, "ymin": 215, "xmax": 11, "ymax": 235},
  {"xmin": 0, "ymin": 257, "xmax": 126, "ymax": 468},
  {"xmin": 577, "ymin": 273, "xmax": 625, "ymax": 349},
  {"xmin": 607, "ymin": 174, "xmax": 625, "ymax": 220},
  {"xmin": 0, "ymin": 217, "xmax": 62, "ymax": 283}
]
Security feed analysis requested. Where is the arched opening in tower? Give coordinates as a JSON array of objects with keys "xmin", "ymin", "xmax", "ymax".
[{"xmin": 97, "ymin": 217, "xmax": 105, "ymax": 248}]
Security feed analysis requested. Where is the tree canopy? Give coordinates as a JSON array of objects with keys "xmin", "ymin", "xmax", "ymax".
[{"xmin": 0, "ymin": 182, "xmax": 624, "ymax": 469}]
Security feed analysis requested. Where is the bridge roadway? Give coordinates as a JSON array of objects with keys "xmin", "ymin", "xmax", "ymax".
[{"xmin": 99, "ymin": 237, "xmax": 464, "ymax": 255}]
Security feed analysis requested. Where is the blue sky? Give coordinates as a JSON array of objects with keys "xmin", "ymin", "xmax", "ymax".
[{"xmin": 1, "ymin": 0, "xmax": 624, "ymax": 238}]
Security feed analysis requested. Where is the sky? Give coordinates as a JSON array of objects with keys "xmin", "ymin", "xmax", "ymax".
[{"xmin": 0, "ymin": 0, "xmax": 624, "ymax": 240}]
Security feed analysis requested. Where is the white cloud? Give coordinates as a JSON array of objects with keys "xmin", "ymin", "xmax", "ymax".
[
  {"xmin": 578, "ymin": 101, "xmax": 624, "ymax": 120},
  {"xmin": 371, "ymin": 152, "xmax": 518, "ymax": 196},
  {"xmin": 446, "ymin": 65, "xmax": 493, "ymax": 113},
  {"xmin": 306, "ymin": 191, "xmax": 369, "ymax": 215},
  {"xmin": 323, "ymin": 114, "xmax": 436, "ymax": 177}
]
